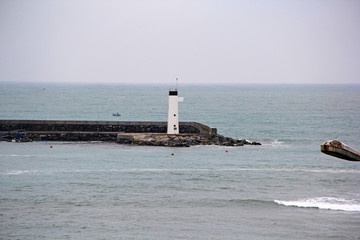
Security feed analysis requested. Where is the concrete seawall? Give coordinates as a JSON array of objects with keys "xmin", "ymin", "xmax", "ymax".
[
  {"xmin": 0, "ymin": 119, "xmax": 261, "ymax": 147},
  {"xmin": 0, "ymin": 119, "xmax": 215, "ymax": 141}
]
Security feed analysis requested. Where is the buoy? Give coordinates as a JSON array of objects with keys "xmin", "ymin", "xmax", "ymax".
[
  {"xmin": 226, "ymin": 150, "xmax": 228, "ymax": 153},
  {"xmin": 171, "ymin": 153, "xmax": 174, "ymax": 156},
  {"xmin": 50, "ymin": 145, "xmax": 53, "ymax": 148}
]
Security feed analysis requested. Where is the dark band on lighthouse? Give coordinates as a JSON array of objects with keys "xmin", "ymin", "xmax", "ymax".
[{"xmin": 169, "ymin": 90, "xmax": 178, "ymax": 96}]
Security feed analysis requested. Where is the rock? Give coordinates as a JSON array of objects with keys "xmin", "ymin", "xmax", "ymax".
[{"xmin": 243, "ymin": 140, "xmax": 252, "ymax": 145}]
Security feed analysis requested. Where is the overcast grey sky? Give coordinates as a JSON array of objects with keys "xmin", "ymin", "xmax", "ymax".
[{"xmin": 1, "ymin": 0, "xmax": 359, "ymax": 84}]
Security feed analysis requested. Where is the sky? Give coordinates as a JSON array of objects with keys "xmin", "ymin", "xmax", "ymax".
[{"xmin": 0, "ymin": 0, "xmax": 359, "ymax": 84}]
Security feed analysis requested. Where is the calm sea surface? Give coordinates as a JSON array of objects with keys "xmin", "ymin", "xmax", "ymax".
[{"xmin": 1, "ymin": 83, "xmax": 360, "ymax": 239}]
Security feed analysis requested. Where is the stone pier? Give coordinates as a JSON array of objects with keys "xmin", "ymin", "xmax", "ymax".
[{"xmin": 0, "ymin": 120, "xmax": 261, "ymax": 147}]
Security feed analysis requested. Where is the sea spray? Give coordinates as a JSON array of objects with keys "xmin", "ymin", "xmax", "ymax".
[{"xmin": 275, "ymin": 197, "xmax": 360, "ymax": 212}]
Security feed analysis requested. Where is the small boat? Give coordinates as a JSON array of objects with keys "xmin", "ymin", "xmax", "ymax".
[
  {"xmin": 112, "ymin": 113, "xmax": 121, "ymax": 117},
  {"xmin": 321, "ymin": 140, "xmax": 360, "ymax": 162}
]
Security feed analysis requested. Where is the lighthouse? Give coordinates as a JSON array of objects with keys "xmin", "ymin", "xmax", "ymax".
[{"xmin": 167, "ymin": 88, "xmax": 184, "ymax": 134}]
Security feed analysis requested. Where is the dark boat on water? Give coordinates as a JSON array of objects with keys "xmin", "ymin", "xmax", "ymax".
[{"xmin": 112, "ymin": 113, "xmax": 121, "ymax": 117}]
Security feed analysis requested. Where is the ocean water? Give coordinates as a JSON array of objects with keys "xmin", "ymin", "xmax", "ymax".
[{"xmin": 0, "ymin": 83, "xmax": 360, "ymax": 240}]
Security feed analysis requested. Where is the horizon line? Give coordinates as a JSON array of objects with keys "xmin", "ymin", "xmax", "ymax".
[{"xmin": 1, "ymin": 81, "xmax": 359, "ymax": 86}]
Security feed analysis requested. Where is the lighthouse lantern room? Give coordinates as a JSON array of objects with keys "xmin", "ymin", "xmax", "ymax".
[{"xmin": 167, "ymin": 88, "xmax": 184, "ymax": 134}]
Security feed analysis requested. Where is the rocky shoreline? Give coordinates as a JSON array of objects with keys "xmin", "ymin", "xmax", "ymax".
[
  {"xmin": 1, "ymin": 131, "xmax": 261, "ymax": 147},
  {"xmin": 117, "ymin": 133, "xmax": 261, "ymax": 147}
]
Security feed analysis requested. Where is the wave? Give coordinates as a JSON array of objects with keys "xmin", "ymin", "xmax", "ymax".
[
  {"xmin": 255, "ymin": 139, "xmax": 289, "ymax": 148},
  {"xmin": 267, "ymin": 139, "xmax": 285, "ymax": 147},
  {"xmin": 123, "ymin": 167, "xmax": 360, "ymax": 174},
  {"xmin": 4, "ymin": 170, "xmax": 39, "ymax": 175},
  {"xmin": 274, "ymin": 197, "xmax": 360, "ymax": 212},
  {"xmin": 227, "ymin": 198, "xmax": 276, "ymax": 205},
  {"xmin": 223, "ymin": 167, "xmax": 360, "ymax": 174},
  {"xmin": 3, "ymin": 167, "xmax": 360, "ymax": 175},
  {"xmin": 0, "ymin": 154, "xmax": 34, "ymax": 157}
]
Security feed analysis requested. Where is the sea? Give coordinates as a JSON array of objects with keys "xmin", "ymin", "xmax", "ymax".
[{"xmin": 0, "ymin": 83, "xmax": 359, "ymax": 240}]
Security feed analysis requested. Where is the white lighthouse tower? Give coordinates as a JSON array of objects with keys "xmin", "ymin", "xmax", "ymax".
[{"xmin": 167, "ymin": 88, "xmax": 184, "ymax": 134}]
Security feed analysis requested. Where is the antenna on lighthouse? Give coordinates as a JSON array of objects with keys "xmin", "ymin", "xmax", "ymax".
[{"xmin": 176, "ymin": 78, "xmax": 178, "ymax": 89}]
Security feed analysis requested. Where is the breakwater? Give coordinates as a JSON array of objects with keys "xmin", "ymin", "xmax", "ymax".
[{"xmin": 0, "ymin": 120, "xmax": 260, "ymax": 147}]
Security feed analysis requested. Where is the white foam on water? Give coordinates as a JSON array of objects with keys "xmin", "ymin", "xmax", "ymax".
[
  {"xmin": 214, "ymin": 167, "xmax": 360, "ymax": 174},
  {"xmin": 3, "ymin": 167, "xmax": 360, "ymax": 175},
  {"xmin": 257, "ymin": 139, "xmax": 290, "ymax": 148},
  {"xmin": 274, "ymin": 197, "xmax": 360, "ymax": 212},
  {"xmin": 96, "ymin": 167, "xmax": 360, "ymax": 174},
  {"xmin": 0, "ymin": 154, "xmax": 33, "ymax": 157},
  {"xmin": 5, "ymin": 170, "xmax": 38, "ymax": 175},
  {"xmin": 270, "ymin": 139, "xmax": 284, "ymax": 147}
]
